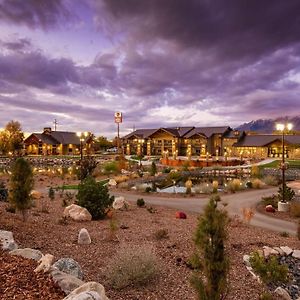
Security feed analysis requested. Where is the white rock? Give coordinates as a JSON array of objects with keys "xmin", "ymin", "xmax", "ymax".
[
  {"xmin": 53, "ymin": 257, "xmax": 83, "ymax": 280},
  {"xmin": 0, "ymin": 230, "xmax": 18, "ymax": 251},
  {"xmin": 274, "ymin": 287, "xmax": 291, "ymax": 300},
  {"xmin": 64, "ymin": 204, "xmax": 92, "ymax": 222},
  {"xmin": 112, "ymin": 196, "xmax": 127, "ymax": 210},
  {"xmin": 263, "ymin": 246, "xmax": 278, "ymax": 258},
  {"xmin": 34, "ymin": 254, "xmax": 54, "ymax": 273},
  {"xmin": 273, "ymin": 247, "xmax": 285, "ymax": 256},
  {"xmin": 9, "ymin": 248, "xmax": 43, "ymax": 261},
  {"xmin": 64, "ymin": 282, "xmax": 109, "ymax": 300},
  {"xmin": 292, "ymin": 249, "xmax": 300, "ymax": 259},
  {"xmin": 64, "ymin": 291, "xmax": 102, "ymax": 300},
  {"xmin": 78, "ymin": 228, "xmax": 91, "ymax": 245},
  {"xmin": 51, "ymin": 269, "xmax": 84, "ymax": 295},
  {"xmin": 280, "ymin": 246, "xmax": 293, "ymax": 256},
  {"xmin": 243, "ymin": 255, "xmax": 251, "ymax": 267},
  {"xmin": 108, "ymin": 179, "xmax": 117, "ymax": 186}
]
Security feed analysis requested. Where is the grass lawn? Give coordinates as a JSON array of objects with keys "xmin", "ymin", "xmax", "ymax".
[
  {"xmin": 57, "ymin": 178, "xmax": 109, "ymax": 190},
  {"xmin": 260, "ymin": 159, "xmax": 300, "ymax": 169}
]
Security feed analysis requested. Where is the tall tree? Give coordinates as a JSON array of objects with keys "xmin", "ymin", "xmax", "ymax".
[
  {"xmin": 94, "ymin": 135, "xmax": 113, "ymax": 151},
  {"xmin": 191, "ymin": 194, "xmax": 229, "ymax": 300},
  {"xmin": 9, "ymin": 158, "xmax": 34, "ymax": 221},
  {"xmin": 0, "ymin": 120, "xmax": 24, "ymax": 155}
]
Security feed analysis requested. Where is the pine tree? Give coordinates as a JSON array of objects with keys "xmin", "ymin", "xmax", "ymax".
[
  {"xmin": 150, "ymin": 161, "xmax": 157, "ymax": 176},
  {"xmin": 9, "ymin": 158, "xmax": 34, "ymax": 221},
  {"xmin": 191, "ymin": 194, "xmax": 229, "ymax": 300}
]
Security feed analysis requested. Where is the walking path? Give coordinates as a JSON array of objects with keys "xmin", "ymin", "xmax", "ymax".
[{"xmin": 113, "ymin": 187, "xmax": 298, "ymax": 235}]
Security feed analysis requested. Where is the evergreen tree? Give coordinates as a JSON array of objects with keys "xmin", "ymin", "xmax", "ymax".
[
  {"xmin": 9, "ymin": 158, "xmax": 34, "ymax": 221},
  {"xmin": 191, "ymin": 194, "xmax": 229, "ymax": 300},
  {"xmin": 150, "ymin": 161, "xmax": 157, "ymax": 176}
]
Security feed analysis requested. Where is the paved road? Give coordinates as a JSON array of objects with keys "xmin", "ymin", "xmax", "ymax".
[{"xmin": 112, "ymin": 187, "xmax": 298, "ymax": 235}]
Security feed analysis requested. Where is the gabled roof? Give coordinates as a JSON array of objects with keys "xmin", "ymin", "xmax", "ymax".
[
  {"xmin": 25, "ymin": 133, "xmax": 58, "ymax": 145},
  {"xmin": 122, "ymin": 129, "xmax": 158, "ymax": 139},
  {"xmin": 233, "ymin": 134, "xmax": 300, "ymax": 147},
  {"xmin": 184, "ymin": 126, "xmax": 231, "ymax": 138}
]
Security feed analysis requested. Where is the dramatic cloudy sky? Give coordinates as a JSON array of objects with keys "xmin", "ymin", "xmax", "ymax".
[{"xmin": 0, "ymin": 0, "xmax": 299, "ymax": 137}]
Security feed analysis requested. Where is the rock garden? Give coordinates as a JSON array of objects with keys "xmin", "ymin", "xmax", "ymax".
[{"xmin": 0, "ymin": 157, "xmax": 300, "ymax": 299}]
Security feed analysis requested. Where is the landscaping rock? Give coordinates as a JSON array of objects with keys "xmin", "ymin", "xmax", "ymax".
[
  {"xmin": 108, "ymin": 179, "xmax": 117, "ymax": 186},
  {"xmin": 64, "ymin": 291, "xmax": 102, "ymax": 300},
  {"xmin": 273, "ymin": 246, "xmax": 285, "ymax": 256},
  {"xmin": 34, "ymin": 253, "xmax": 54, "ymax": 273},
  {"xmin": 265, "ymin": 205, "xmax": 275, "ymax": 213},
  {"xmin": 63, "ymin": 204, "xmax": 92, "ymax": 222},
  {"xmin": 9, "ymin": 248, "xmax": 43, "ymax": 261},
  {"xmin": 78, "ymin": 228, "xmax": 91, "ymax": 245},
  {"xmin": 30, "ymin": 190, "xmax": 42, "ymax": 199},
  {"xmin": 263, "ymin": 246, "xmax": 278, "ymax": 258},
  {"xmin": 0, "ymin": 230, "xmax": 18, "ymax": 251},
  {"xmin": 175, "ymin": 211, "xmax": 187, "ymax": 219},
  {"xmin": 292, "ymin": 250, "xmax": 300, "ymax": 259},
  {"xmin": 52, "ymin": 258, "xmax": 84, "ymax": 280},
  {"xmin": 112, "ymin": 196, "xmax": 127, "ymax": 210},
  {"xmin": 63, "ymin": 282, "xmax": 109, "ymax": 300},
  {"xmin": 243, "ymin": 254, "xmax": 251, "ymax": 267},
  {"xmin": 281, "ymin": 246, "xmax": 293, "ymax": 256},
  {"xmin": 51, "ymin": 269, "xmax": 84, "ymax": 295},
  {"xmin": 274, "ymin": 287, "xmax": 292, "ymax": 300}
]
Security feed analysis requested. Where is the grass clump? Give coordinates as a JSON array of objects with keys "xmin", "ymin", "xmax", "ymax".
[
  {"xmin": 251, "ymin": 178, "xmax": 264, "ymax": 189},
  {"xmin": 262, "ymin": 175, "xmax": 278, "ymax": 186},
  {"xmin": 106, "ymin": 245, "xmax": 159, "ymax": 289},
  {"xmin": 249, "ymin": 251, "xmax": 288, "ymax": 285},
  {"xmin": 136, "ymin": 198, "xmax": 145, "ymax": 207},
  {"xmin": 227, "ymin": 178, "xmax": 242, "ymax": 193}
]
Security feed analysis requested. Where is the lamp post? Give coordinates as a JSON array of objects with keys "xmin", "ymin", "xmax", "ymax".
[
  {"xmin": 276, "ymin": 123, "xmax": 293, "ymax": 205},
  {"xmin": 77, "ymin": 132, "xmax": 89, "ymax": 180}
]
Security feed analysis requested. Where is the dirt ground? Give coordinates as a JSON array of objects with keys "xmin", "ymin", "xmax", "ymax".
[{"xmin": 0, "ymin": 174, "xmax": 299, "ymax": 299}]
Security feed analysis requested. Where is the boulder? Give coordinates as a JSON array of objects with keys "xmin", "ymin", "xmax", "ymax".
[
  {"xmin": 64, "ymin": 291, "xmax": 102, "ymax": 300},
  {"xmin": 280, "ymin": 246, "xmax": 293, "ymax": 256},
  {"xmin": 9, "ymin": 248, "xmax": 43, "ymax": 261},
  {"xmin": 273, "ymin": 247, "xmax": 285, "ymax": 256},
  {"xmin": 53, "ymin": 257, "xmax": 84, "ymax": 280},
  {"xmin": 34, "ymin": 253, "xmax": 54, "ymax": 273},
  {"xmin": 263, "ymin": 246, "xmax": 278, "ymax": 258},
  {"xmin": 175, "ymin": 211, "xmax": 187, "ymax": 219},
  {"xmin": 274, "ymin": 287, "xmax": 292, "ymax": 300},
  {"xmin": 108, "ymin": 179, "xmax": 117, "ymax": 186},
  {"xmin": 63, "ymin": 282, "xmax": 109, "ymax": 300},
  {"xmin": 0, "ymin": 230, "xmax": 18, "ymax": 251},
  {"xmin": 292, "ymin": 249, "xmax": 300, "ymax": 259},
  {"xmin": 112, "ymin": 197, "xmax": 127, "ymax": 210},
  {"xmin": 265, "ymin": 205, "xmax": 275, "ymax": 213},
  {"xmin": 78, "ymin": 228, "xmax": 91, "ymax": 245},
  {"xmin": 51, "ymin": 269, "xmax": 84, "ymax": 295},
  {"xmin": 30, "ymin": 190, "xmax": 42, "ymax": 199},
  {"xmin": 64, "ymin": 204, "xmax": 92, "ymax": 222}
]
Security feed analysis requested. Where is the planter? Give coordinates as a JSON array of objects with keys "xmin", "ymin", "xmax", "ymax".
[{"xmin": 277, "ymin": 201, "xmax": 290, "ymax": 212}]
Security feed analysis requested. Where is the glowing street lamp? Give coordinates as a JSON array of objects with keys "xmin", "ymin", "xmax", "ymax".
[
  {"xmin": 276, "ymin": 123, "xmax": 293, "ymax": 203},
  {"xmin": 77, "ymin": 132, "xmax": 89, "ymax": 180}
]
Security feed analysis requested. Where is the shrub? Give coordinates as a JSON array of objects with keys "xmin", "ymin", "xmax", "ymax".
[
  {"xmin": 147, "ymin": 206, "xmax": 157, "ymax": 214},
  {"xmin": 245, "ymin": 181, "xmax": 253, "ymax": 188},
  {"xmin": 212, "ymin": 180, "xmax": 218, "ymax": 193},
  {"xmin": 251, "ymin": 165, "xmax": 260, "ymax": 177},
  {"xmin": 106, "ymin": 245, "xmax": 159, "ymax": 289},
  {"xmin": 162, "ymin": 167, "xmax": 171, "ymax": 173},
  {"xmin": 9, "ymin": 158, "xmax": 34, "ymax": 221},
  {"xmin": 290, "ymin": 201, "xmax": 300, "ymax": 218},
  {"xmin": 117, "ymin": 181, "xmax": 129, "ymax": 189},
  {"xmin": 167, "ymin": 171, "xmax": 182, "ymax": 182},
  {"xmin": 278, "ymin": 184, "xmax": 295, "ymax": 202},
  {"xmin": 259, "ymin": 292, "xmax": 273, "ymax": 300},
  {"xmin": 185, "ymin": 179, "xmax": 193, "ymax": 194},
  {"xmin": 78, "ymin": 156, "xmax": 98, "ymax": 180},
  {"xmin": 261, "ymin": 195, "xmax": 279, "ymax": 209},
  {"xmin": 262, "ymin": 175, "xmax": 278, "ymax": 186},
  {"xmin": 136, "ymin": 198, "xmax": 145, "ymax": 207},
  {"xmin": 48, "ymin": 187, "xmax": 55, "ymax": 201},
  {"xmin": 154, "ymin": 229, "xmax": 169, "ymax": 240},
  {"xmin": 145, "ymin": 186, "xmax": 152, "ymax": 193},
  {"xmin": 191, "ymin": 195, "xmax": 229, "ymax": 300},
  {"xmin": 103, "ymin": 161, "xmax": 119, "ymax": 174},
  {"xmin": 251, "ymin": 178, "xmax": 263, "ymax": 189},
  {"xmin": 249, "ymin": 251, "xmax": 288, "ymax": 285},
  {"xmin": 280, "ymin": 231, "xmax": 289, "ymax": 237},
  {"xmin": 227, "ymin": 178, "xmax": 242, "ymax": 192},
  {"xmin": 76, "ymin": 176, "xmax": 114, "ymax": 219}
]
